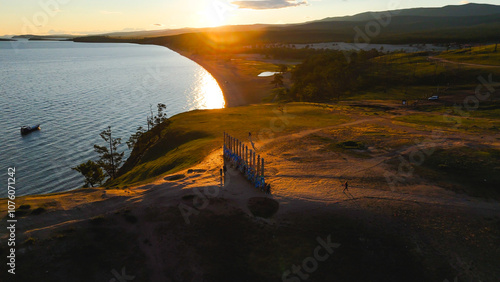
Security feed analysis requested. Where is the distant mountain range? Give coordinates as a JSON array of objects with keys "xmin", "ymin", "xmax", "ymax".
[
  {"xmin": 99, "ymin": 24, "xmax": 272, "ymax": 39},
  {"xmin": 58, "ymin": 3, "xmax": 500, "ymax": 44},
  {"xmin": 254, "ymin": 3, "xmax": 500, "ymax": 44},
  {"xmin": 316, "ymin": 3, "xmax": 500, "ymax": 22}
]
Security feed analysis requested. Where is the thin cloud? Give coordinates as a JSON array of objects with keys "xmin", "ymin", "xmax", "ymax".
[
  {"xmin": 460, "ymin": 0, "xmax": 469, "ymax": 3},
  {"xmin": 99, "ymin": 10, "xmax": 122, "ymax": 15},
  {"xmin": 231, "ymin": 0, "xmax": 308, "ymax": 10}
]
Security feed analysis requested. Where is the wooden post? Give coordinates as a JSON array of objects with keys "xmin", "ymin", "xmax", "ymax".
[
  {"xmin": 253, "ymin": 151, "xmax": 256, "ymax": 170},
  {"xmin": 257, "ymin": 155, "xmax": 260, "ymax": 177},
  {"xmin": 252, "ymin": 151, "xmax": 255, "ymax": 169},
  {"xmin": 245, "ymin": 146, "xmax": 248, "ymax": 166},
  {"xmin": 261, "ymin": 158, "xmax": 264, "ymax": 177}
]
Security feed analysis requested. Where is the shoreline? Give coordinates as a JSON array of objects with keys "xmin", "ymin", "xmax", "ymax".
[
  {"xmin": 162, "ymin": 46, "xmax": 272, "ymax": 108},
  {"xmin": 170, "ymin": 49, "xmax": 246, "ymax": 108},
  {"xmin": 0, "ymin": 42, "xmax": 264, "ymax": 199}
]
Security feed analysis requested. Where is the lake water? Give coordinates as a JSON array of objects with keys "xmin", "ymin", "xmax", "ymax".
[
  {"xmin": 0, "ymin": 40, "xmax": 224, "ymax": 197},
  {"xmin": 258, "ymin": 71, "xmax": 279, "ymax": 77}
]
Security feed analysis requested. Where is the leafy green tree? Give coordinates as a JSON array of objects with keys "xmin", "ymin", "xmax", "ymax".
[
  {"xmin": 153, "ymin": 103, "xmax": 168, "ymax": 126},
  {"xmin": 300, "ymin": 84, "xmax": 319, "ymax": 101},
  {"xmin": 270, "ymin": 87, "xmax": 289, "ymax": 101},
  {"xmin": 289, "ymin": 49, "xmax": 382, "ymax": 102},
  {"xmin": 94, "ymin": 126, "xmax": 124, "ymax": 180},
  {"xmin": 72, "ymin": 160, "xmax": 105, "ymax": 188},
  {"xmin": 147, "ymin": 103, "xmax": 169, "ymax": 129},
  {"xmin": 271, "ymin": 73, "xmax": 284, "ymax": 88},
  {"xmin": 278, "ymin": 64, "xmax": 288, "ymax": 74},
  {"xmin": 127, "ymin": 126, "xmax": 146, "ymax": 150}
]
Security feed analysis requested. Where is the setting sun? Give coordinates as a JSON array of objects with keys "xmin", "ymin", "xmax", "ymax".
[
  {"xmin": 205, "ymin": 1, "xmax": 237, "ymax": 27},
  {"xmin": 1, "ymin": 1, "xmax": 500, "ymax": 281}
]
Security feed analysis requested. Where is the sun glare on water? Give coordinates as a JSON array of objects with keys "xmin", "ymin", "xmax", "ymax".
[{"xmin": 193, "ymin": 70, "xmax": 225, "ymax": 109}]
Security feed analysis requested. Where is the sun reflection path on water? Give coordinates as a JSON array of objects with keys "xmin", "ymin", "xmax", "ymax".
[{"xmin": 192, "ymin": 69, "xmax": 225, "ymax": 109}]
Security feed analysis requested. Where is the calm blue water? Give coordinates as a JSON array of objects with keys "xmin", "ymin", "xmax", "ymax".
[{"xmin": 0, "ymin": 40, "xmax": 224, "ymax": 197}]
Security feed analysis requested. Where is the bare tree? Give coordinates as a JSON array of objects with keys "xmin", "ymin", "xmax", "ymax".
[{"xmin": 94, "ymin": 126, "xmax": 124, "ymax": 179}]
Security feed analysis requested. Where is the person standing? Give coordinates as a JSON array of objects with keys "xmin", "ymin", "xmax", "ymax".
[
  {"xmin": 220, "ymin": 168, "xmax": 223, "ymax": 187},
  {"xmin": 249, "ymin": 132, "xmax": 256, "ymax": 151}
]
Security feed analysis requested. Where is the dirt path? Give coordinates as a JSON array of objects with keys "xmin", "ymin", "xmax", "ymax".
[
  {"xmin": 428, "ymin": 56, "xmax": 500, "ymax": 68},
  {"xmin": 220, "ymin": 114, "xmax": 500, "ymax": 216},
  {"xmin": 166, "ymin": 142, "xmax": 499, "ymax": 223}
]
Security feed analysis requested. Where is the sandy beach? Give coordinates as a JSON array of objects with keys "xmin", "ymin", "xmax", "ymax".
[{"xmin": 169, "ymin": 49, "xmax": 277, "ymax": 107}]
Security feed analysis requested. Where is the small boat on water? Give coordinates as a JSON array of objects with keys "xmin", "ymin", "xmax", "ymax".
[{"xmin": 20, "ymin": 124, "xmax": 40, "ymax": 135}]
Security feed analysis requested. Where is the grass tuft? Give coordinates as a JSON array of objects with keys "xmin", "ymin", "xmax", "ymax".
[{"xmin": 31, "ymin": 207, "xmax": 46, "ymax": 215}]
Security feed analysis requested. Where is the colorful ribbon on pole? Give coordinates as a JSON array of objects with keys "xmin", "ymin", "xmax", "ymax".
[{"xmin": 223, "ymin": 132, "xmax": 267, "ymax": 192}]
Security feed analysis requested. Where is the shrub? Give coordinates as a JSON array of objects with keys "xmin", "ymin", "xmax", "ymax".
[{"xmin": 31, "ymin": 207, "xmax": 46, "ymax": 215}]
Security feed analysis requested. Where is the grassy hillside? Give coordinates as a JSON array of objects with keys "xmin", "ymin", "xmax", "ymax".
[
  {"xmin": 437, "ymin": 44, "xmax": 500, "ymax": 65},
  {"xmin": 110, "ymin": 100, "xmax": 500, "ymax": 199},
  {"xmin": 280, "ymin": 47, "xmax": 500, "ymax": 103},
  {"xmin": 111, "ymin": 103, "xmax": 351, "ymax": 187}
]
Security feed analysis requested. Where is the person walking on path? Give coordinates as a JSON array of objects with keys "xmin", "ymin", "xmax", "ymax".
[
  {"xmin": 265, "ymin": 184, "xmax": 271, "ymax": 195},
  {"xmin": 343, "ymin": 181, "xmax": 349, "ymax": 193}
]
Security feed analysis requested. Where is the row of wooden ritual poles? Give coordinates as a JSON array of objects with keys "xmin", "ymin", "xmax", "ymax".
[{"xmin": 223, "ymin": 132, "xmax": 268, "ymax": 192}]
